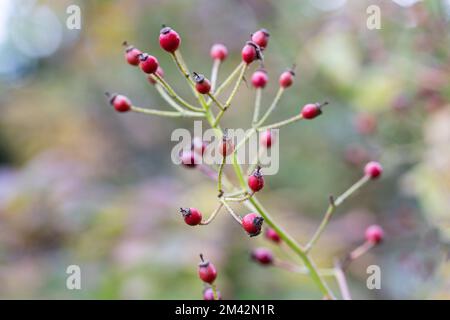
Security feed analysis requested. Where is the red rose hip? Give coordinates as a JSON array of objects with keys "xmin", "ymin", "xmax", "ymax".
[
  {"xmin": 251, "ymin": 29, "xmax": 270, "ymax": 49},
  {"xmin": 365, "ymin": 225, "xmax": 384, "ymax": 244},
  {"xmin": 242, "ymin": 213, "xmax": 264, "ymax": 237},
  {"xmin": 301, "ymin": 102, "xmax": 328, "ymax": 119},
  {"xmin": 159, "ymin": 26, "xmax": 181, "ymax": 53},
  {"xmin": 241, "ymin": 41, "xmax": 261, "ymax": 64},
  {"xmin": 198, "ymin": 254, "xmax": 217, "ymax": 284},
  {"xmin": 279, "ymin": 69, "xmax": 295, "ymax": 88},
  {"xmin": 180, "ymin": 207, "xmax": 202, "ymax": 226},
  {"xmin": 203, "ymin": 288, "xmax": 222, "ymax": 300},
  {"xmin": 193, "ymin": 72, "xmax": 211, "ymax": 94},
  {"xmin": 248, "ymin": 167, "xmax": 264, "ymax": 192},
  {"xmin": 123, "ymin": 41, "xmax": 142, "ymax": 66},
  {"xmin": 260, "ymin": 130, "xmax": 273, "ymax": 148},
  {"xmin": 210, "ymin": 44, "xmax": 228, "ymax": 61},
  {"xmin": 265, "ymin": 228, "xmax": 281, "ymax": 243},
  {"xmin": 139, "ymin": 53, "xmax": 159, "ymax": 74},
  {"xmin": 364, "ymin": 161, "xmax": 383, "ymax": 179},
  {"xmin": 180, "ymin": 150, "xmax": 199, "ymax": 168},
  {"xmin": 107, "ymin": 93, "xmax": 132, "ymax": 113},
  {"xmin": 251, "ymin": 248, "xmax": 274, "ymax": 265},
  {"xmin": 251, "ymin": 69, "xmax": 269, "ymax": 88}
]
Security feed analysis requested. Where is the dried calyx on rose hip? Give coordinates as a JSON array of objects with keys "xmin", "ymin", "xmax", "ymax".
[
  {"xmin": 139, "ymin": 53, "xmax": 159, "ymax": 74},
  {"xmin": 251, "ymin": 28, "xmax": 270, "ymax": 49},
  {"xmin": 242, "ymin": 213, "xmax": 264, "ymax": 237},
  {"xmin": 192, "ymin": 72, "xmax": 211, "ymax": 94},
  {"xmin": 218, "ymin": 133, "xmax": 235, "ymax": 156},
  {"xmin": 159, "ymin": 25, "xmax": 181, "ymax": 53},
  {"xmin": 105, "ymin": 92, "xmax": 131, "ymax": 113},
  {"xmin": 203, "ymin": 287, "xmax": 222, "ymax": 300},
  {"xmin": 301, "ymin": 101, "xmax": 329, "ymax": 119},
  {"xmin": 241, "ymin": 41, "xmax": 263, "ymax": 65},
  {"xmin": 364, "ymin": 161, "xmax": 383, "ymax": 179},
  {"xmin": 180, "ymin": 207, "xmax": 202, "ymax": 226},
  {"xmin": 279, "ymin": 66, "xmax": 295, "ymax": 89},
  {"xmin": 210, "ymin": 43, "xmax": 228, "ymax": 61},
  {"xmin": 251, "ymin": 69, "xmax": 269, "ymax": 89},
  {"xmin": 198, "ymin": 254, "xmax": 217, "ymax": 284},
  {"xmin": 365, "ymin": 224, "xmax": 384, "ymax": 244},
  {"xmin": 251, "ymin": 248, "xmax": 274, "ymax": 265},
  {"xmin": 123, "ymin": 41, "xmax": 142, "ymax": 66},
  {"xmin": 265, "ymin": 228, "xmax": 281, "ymax": 243},
  {"xmin": 248, "ymin": 166, "xmax": 264, "ymax": 192}
]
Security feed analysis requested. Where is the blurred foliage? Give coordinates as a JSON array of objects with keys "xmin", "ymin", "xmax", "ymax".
[{"xmin": 0, "ymin": 0, "xmax": 449, "ymax": 299}]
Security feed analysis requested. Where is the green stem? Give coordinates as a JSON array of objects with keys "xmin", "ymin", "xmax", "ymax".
[
  {"xmin": 220, "ymin": 199, "xmax": 243, "ymax": 224},
  {"xmin": 204, "ymin": 103, "xmax": 335, "ymax": 299},
  {"xmin": 247, "ymin": 195, "xmax": 335, "ymax": 299},
  {"xmin": 171, "ymin": 51, "xmax": 199, "ymax": 98},
  {"xmin": 333, "ymin": 261, "xmax": 352, "ymax": 300},
  {"xmin": 224, "ymin": 64, "xmax": 247, "ymax": 108},
  {"xmin": 210, "ymin": 59, "xmax": 221, "ymax": 93},
  {"xmin": 273, "ymin": 260, "xmax": 336, "ymax": 277},
  {"xmin": 304, "ymin": 175, "xmax": 371, "ymax": 253},
  {"xmin": 334, "ymin": 175, "xmax": 370, "ymax": 206},
  {"xmin": 257, "ymin": 87, "xmax": 285, "ymax": 126},
  {"xmin": 207, "ymin": 93, "xmax": 225, "ymax": 111},
  {"xmin": 252, "ymin": 88, "xmax": 262, "ymax": 126},
  {"xmin": 258, "ymin": 114, "xmax": 303, "ymax": 131},
  {"xmin": 154, "ymin": 84, "xmax": 185, "ymax": 112},
  {"xmin": 213, "ymin": 65, "xmax": 248, "ymax": 126},
  {"xmin": 217, "ymin": 155, "xmax": 226, "ymax": 196},
  {"xmin": 211, "ymin": 284, "xmax": 218, "ymax": 300},
  {"xmin": 154, "ymin": 74, "xmax": 203, "ymax": 112},
  {"xmin": 224, "ymin": 192, "xmax": 254, "ymax": 202},
  {"xmin": 131, "ymin": 106, "xmax": 204, "ymax": 118},
  {"xmin": 212, "ymin": 62, "xmax": 245, "ymax": 99},
  {"xmin": 200, "ymin": 203, "xmax": 223, "ymax": 225}
]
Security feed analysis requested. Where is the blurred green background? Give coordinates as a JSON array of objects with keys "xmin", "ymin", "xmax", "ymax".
[{"xmin": 0, "ymin": 0, "xmax": 449, "ymax": 299}]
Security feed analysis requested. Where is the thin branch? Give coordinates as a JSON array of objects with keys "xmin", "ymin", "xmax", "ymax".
[
  {"xmin": 131, "ymin": 106, "xmax": 204, "ymax": 118},
  {"xmin": 334, "ymin": 260, "xmax": 352, "ymax": 300},
  {"xmin": 304, "ymin": 175, "xmax": 372, "ymax": 253},
  {"xmin": 217, "ymin": 155, "xmax": 226, "ymax": 196},
  {"xmin": 154, "ymin": 74, "xmax": 203, "ymax": 112},
  {"xmin": 212, "ymin": 62, "xmax": 245, "ymax": 99},
  {"xmin": 256, "ymin": 87, "xmax": 285, "ymax": 126},
  {"xmin": 224, "ymin": 191, "xmax": 254, "ymax": 202},
  {"xmin": 273, "ymin": 260, "xmax": 336, "ymax": 277},
  {"xmin": 154, "ymin": 84, "xmax": 185, "ymax": 112},
  {"xmin": 171, "ymin": 51, "xmax": 199, "ymax": 98},
  {"xmin": 200, "ymin": 203, "xmax": 223, "ymax": 225},
  {"xmin": 212, "ymin": 64, "xmax": 247, "ymax": 126},
  {"xmin": 207, "ymin": 93, "xmax": 225, "ymax": 111},
  {"xmin": 220, "ymin": 199, "xmax": 243, "ymax": 224},
  {"xmin": 252, "ymin": 88, "xmax": 262, "ymax": 126},
  {"xmin": 210, "ymin": 59, "xmax": 221, "ymax": 93},
  {"xmin": 258, "ymin": 114, "xmax": 303, "ymax": 131}
]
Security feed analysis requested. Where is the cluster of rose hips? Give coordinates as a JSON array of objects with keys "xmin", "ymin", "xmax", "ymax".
[
  {"xmin": 108, "ymin": 26, "xmax": 326, "ymax": 121},
  {"xmin": 107, "ymin": 25, "xmax": 385, "ymax": 300}
]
